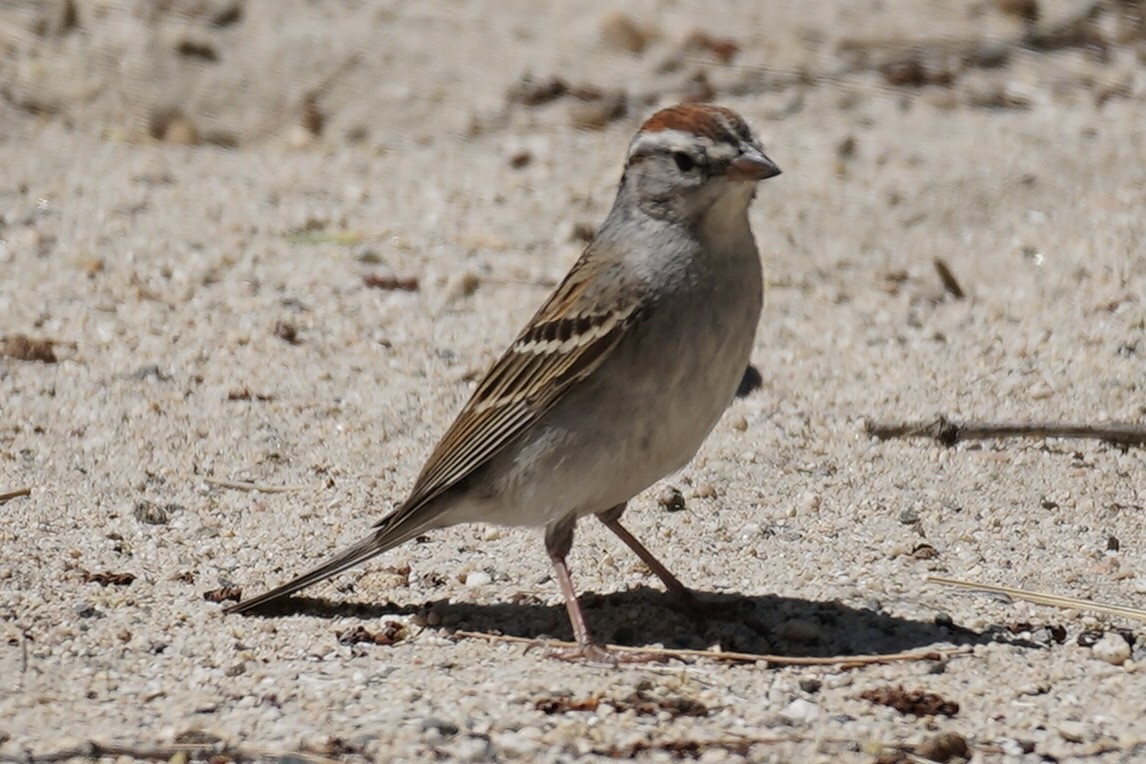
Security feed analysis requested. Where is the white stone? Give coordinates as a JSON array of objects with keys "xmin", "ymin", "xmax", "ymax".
[
  {"xmin": 1091, "ymin": 633, "xmax": 1131, "ymax": 666},
  {"xmin": 780, "ymin": 698, "xmax": 820, "ymax": 724},
  {"xmin": 464, "ymin": 570, "xmax": 492, "ymax": 587},
  {"xmin": 1058, "ymin": 721, "xmax": 1089, "ymax": 743}
]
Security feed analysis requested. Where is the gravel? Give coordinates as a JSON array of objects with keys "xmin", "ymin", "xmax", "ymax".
[{"xmin": 2, "ymin": 1, "xmax": 1144, "ymax": 762}]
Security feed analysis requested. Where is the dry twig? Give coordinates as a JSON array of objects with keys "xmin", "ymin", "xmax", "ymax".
[
  {"xmin": 932, "ymin": 258, "xmax": 965, "ymax": 299},
  {"xmin": 866, "ymin": 415, "xmax": 1146, "ymax": 447},
  {"xmin": 599, "ymin": 734, "xmax": 958, "ymax": 760},
  {"xmin": 452, "ymin": 630, "xmax": 971, "ymax": 667},
  {"xmin": 203, "ymin": 478, "xmax": 308, "ymax": 493},
  {"xmin": 929, "ymin": 576, "xmax": 1146, "ymax": 624},
  {"xmin": 0, "ymin": 487, "xmax": 32, "ymax": 503},
  {"xmin": 0, "ymin": 741, "xmax": 340, "ymax": 764}
]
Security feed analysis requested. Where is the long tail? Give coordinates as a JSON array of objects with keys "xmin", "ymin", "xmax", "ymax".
[{"xmin": 223, "ymin": 508, "xmax": 436, "ymax": 615}]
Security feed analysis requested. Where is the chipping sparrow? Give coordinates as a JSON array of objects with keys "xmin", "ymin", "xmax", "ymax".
[{"xmin": 225, "ymin": 103, "xmax": 780, "ymax": 660}]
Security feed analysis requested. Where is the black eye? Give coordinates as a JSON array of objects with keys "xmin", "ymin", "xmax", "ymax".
[{"xmin": 672, "ymin": 152, "xmax": 695, "ymax": 172}]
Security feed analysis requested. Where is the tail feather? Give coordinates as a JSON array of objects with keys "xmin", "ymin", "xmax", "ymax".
[{"xmin": 223, "ymin": 511, "xmax": 434, "ymax": 615}]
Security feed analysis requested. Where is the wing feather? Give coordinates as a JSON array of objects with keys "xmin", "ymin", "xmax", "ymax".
[{"xmin": 391, "ymin": 253, "xmax": 646, "ymax": 517}]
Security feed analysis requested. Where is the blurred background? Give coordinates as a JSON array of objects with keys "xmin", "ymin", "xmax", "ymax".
[{"xmin": 2, "ymin": 0, "xmax": 1144, "ymax": 148}]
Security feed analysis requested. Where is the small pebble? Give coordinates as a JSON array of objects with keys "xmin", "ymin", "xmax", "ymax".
[
  {"xmin": 911, "ymin": 543, "xmax": 939, "ymax": 560},
  {"xmin": 421, "ymin": 717, "xmax": 459, "ymax": 736},
  {"xmin": 798, "ymin": 677, "xmax": 822, "ymax": 694},
  {"xmin": 569, "ymin": 91, "xmax": 627, "ymax": 130},
  {"xmin": 1000, "ymin": 738, "xmax": 1036, "ymax": 756},
  {"xmin": 134, "ymin": 500, "xmax": 171, "ymax": 525},
  {"xmin": 692, "ymin": 482, "xmax": 717, "ymax": 500},
  {"xmin": 599, "ymin": 11, "xmax": 654, "ymax": 54},
  {"xmin": 1058, "ymin": 721, "xmax": 1089, "ymax": 743},
  {"xmin": 73, "ymin": 601, "xmax": 100, "ymax": 618},
  {"xmin": 444, "ymin": 270, "xmax": 482, "ymax": 301},
  {"xmin": 150, "ymin": 109, "xmax": 200, "ymax": 145},
  {"xmin": 780, "ymin": 698, "xmax": 820, "ymax": 723},
  {"xmin": 915, "ymin": 731, "xmax": 969, "ymax": 762},
  {"xmin": 464, "ymin": 570, "xmax": 492, "ymax": 587},
  {"xmin": 880, "ymin": 542, "xmax": 907, "ymax": 561},
  {"xmin": 656, "ymin": 486, "xmax": 686, "ymax": 513},
  {"xmin": 1090, "ymin": 632, "xmax": 1131, "ymax": 665},
  {"xmin": 822, "ymin": 673, "xmax": 853, "ymax": 689}
]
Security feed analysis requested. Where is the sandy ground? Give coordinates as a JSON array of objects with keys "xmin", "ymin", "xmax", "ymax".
[{"xmin": 2, "ymin": 1, "xmax": 1145, "ymax": 761}]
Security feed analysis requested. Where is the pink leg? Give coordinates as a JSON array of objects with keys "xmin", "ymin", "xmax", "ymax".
[
  {"xmin": 543, "ymin": 515, "xmax": 668, "ymax": 663},
  {"xmin": 598, "ymin": 503, "xmax": 713, "ymax": 616},
  {"xmin": 544, "ymin": 515, "xmax": 612, "ymax": 661}
]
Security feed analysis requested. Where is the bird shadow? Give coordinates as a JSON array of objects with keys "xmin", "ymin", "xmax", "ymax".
[{"xmin": 232, "ymin": 585, "xmax": 1000, "ymax": 657}]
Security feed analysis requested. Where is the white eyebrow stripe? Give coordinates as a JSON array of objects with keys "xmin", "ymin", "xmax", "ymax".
[{"xmin": 627, "ymin": 129, "xmax": 741, "ymax": 161}]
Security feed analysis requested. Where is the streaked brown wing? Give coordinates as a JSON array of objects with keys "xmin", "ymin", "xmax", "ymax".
[{"xmin": 389, "ymin": 252, "xmax": 646, "ymax": 518}]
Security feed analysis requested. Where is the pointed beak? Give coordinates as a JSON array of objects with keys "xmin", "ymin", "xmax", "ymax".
[{"xmin": 727, "ymin": 148, "xmax": 781, "ymax": 182}]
